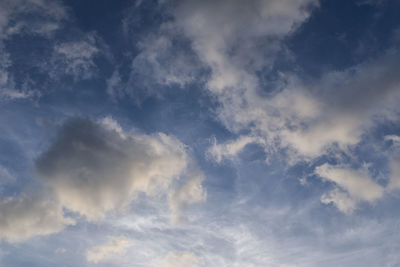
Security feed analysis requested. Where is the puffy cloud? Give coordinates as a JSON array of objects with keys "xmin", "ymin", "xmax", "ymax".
[
  {"xmin": 168, "ymin": 172, "xmax": 206, "ymax": 224},
  {"xmin": 315, "ymin": 164, "xmax": 384, "ymax": 213},
  {"xmin": 173, "ymin": 0, "xmax": 318, "ymax": 93},
  {"xmin": 0, "ymin": 194, "xmax": 74, "ymax": 243},
  {"xmin": 155, "ymin": 251, "xmax": 201, "ymax": 267},
  {"xmin": 86, "ymin": 236, "xmax": 131, "ymax": 263},
  {"xmin": 164, "ymin": 0, "xmax": 400, "ymax": 163},
  {"xmin": 35, "ymin": 117, "xmax": 202, "ymax": 221}
]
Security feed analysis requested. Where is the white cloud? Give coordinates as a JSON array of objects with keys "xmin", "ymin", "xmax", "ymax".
[
  {"xmin": 86, "ymin": 236, "xmax": 131, "ymax": 263},
  {"xmin": 207, "ymin": 135, "xmax": 266, "ymax": 163},
  {"xmin": 385, "ymin": 135, "xmax": 400, "ymax": 143},
  {"xmin": 0, "ymin": 194, "xmax": 75, "ymax": 243},
  {"xmin": 155, "ymin": 251, "xmax": 201, "ymax": 267},
  {"xmin": 168, "ymin": 172, "xmax": 206, "ymax": 224},
  {"xmin": 173, "ymin": 0, "xmax": 318, "ymax": 94},
  {"xmin": 162, "ymin": 0, "xmax": 400, "ymax": 164},
  {"xmin": 36, "ymin": 117, "xmax": 203, "ymax": 221},
  {"xmin": 320, "ymin": 188, "xmax": 358, "ymax": 214},
  {"xmin": 315, "ymin": 164, "xmax": 384, "ymax": 213}
]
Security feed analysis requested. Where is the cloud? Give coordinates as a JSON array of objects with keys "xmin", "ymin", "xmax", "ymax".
[
  {"xmin": 0, "ymin": 194, "xmax": 74, "ymax": 243},
  {"xmin": 0, "ymin": 0, "xmax": 67, "ymax": 100},
  {"xmin": 172, "ymin": 0, "xmax": 318, "ymax": 92},
  {"xmin": 161, "ymin": 0, "xmax": 400, "ymax": 165},
  {"xmin": 387, "ymin": 155, "xmax": 400, "ymax": 190},
  {"xmin": 131, "ymin": 34, "xmax": 201, "ymax": 88},
  {"xmin": 155, "ymin": 251, "xmax": 201, "ymax": 267},
  {"xmin": 168, "ymin": 172, "xmax": 206, "ymax": 224},
  {"xmin": 207, "ymin": 135, "xmax": 266, "ymax": 163},
  {"xmin": 35, "ymin": 117, "xmax": 202, "ymax": 221},
  {"xmin": 315, "ymin": 164, "xmax": 384, "ymax": 213},
  {"xmin": 86, "ymin": 236, "xmax": 131, "ymax": 263},
  {"xmin": 320, "ymin": 188, "xmax": 358, "ymax": 214},
  {"xmin": 0, "ymin": 0, "xmax": 67, "ymax": 38},
  {"xmin": 50, "ymin": 35, "xmax": 100, "ymax": 81},
  {"xmin": 0, "ymin": 165, "xmax": 15, "ymax": 185}
]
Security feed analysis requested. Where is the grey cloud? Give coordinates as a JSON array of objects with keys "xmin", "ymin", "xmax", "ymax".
[{"xmin": 36, "ymin": 117, "xmax": 202, "ymax": 221}]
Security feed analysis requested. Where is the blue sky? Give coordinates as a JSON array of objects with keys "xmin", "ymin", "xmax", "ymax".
[{"xmin": 1, "ymin": 0, "xmax": 400, "ymax": 266}]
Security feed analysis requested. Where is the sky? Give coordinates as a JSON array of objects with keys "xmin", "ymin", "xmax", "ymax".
[{"xmin": 0, "ymin": 0, "xmax": 400, "ymax": 266}]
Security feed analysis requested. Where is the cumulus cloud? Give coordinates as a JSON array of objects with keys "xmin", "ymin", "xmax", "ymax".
[
  {"xmin": 0, "ymin": 194, "xmax": 74, "ymax": 243},
  {"xmin": 86, "ymin": 236, "xmax": 131, "ymax": 263},
  {"xmin": 155, "ymin": 251, "xmax": 201, "ymax": 267},
  {"xmin": 36, "ymin": 117, "xmax": 202, "ymax": 221},
  {"xmin": 315, "ymin": 164, "xmax": 384, "ymax": 213}
]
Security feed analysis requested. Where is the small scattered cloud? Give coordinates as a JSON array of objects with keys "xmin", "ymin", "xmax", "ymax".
[
  {"xmin": 50, "ymin": 35, "xmax": 100, "ymax": 81},
  {"xmin": 315, "ymin": 164, "xmax": 384, "ymax": 213},
  {"xmin": 207, "ymin": 135, "xmax": 265, "ymax": 163},
  {"xmin": 86, "ymin": 236, "xmax": 131, "ymax": 263}
]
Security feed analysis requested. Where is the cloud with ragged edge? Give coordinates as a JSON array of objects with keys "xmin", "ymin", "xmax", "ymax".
[
  {"xmin": 0, "ymin": 116, "xmax": 205, "ymax": 243},
  {"xmin": 147, "ymin": 0, "xmax": 400, "ymax": 213},
  {"xmin": 1, "ymin": 0, "xmax": 400, "ymax": 266}
]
